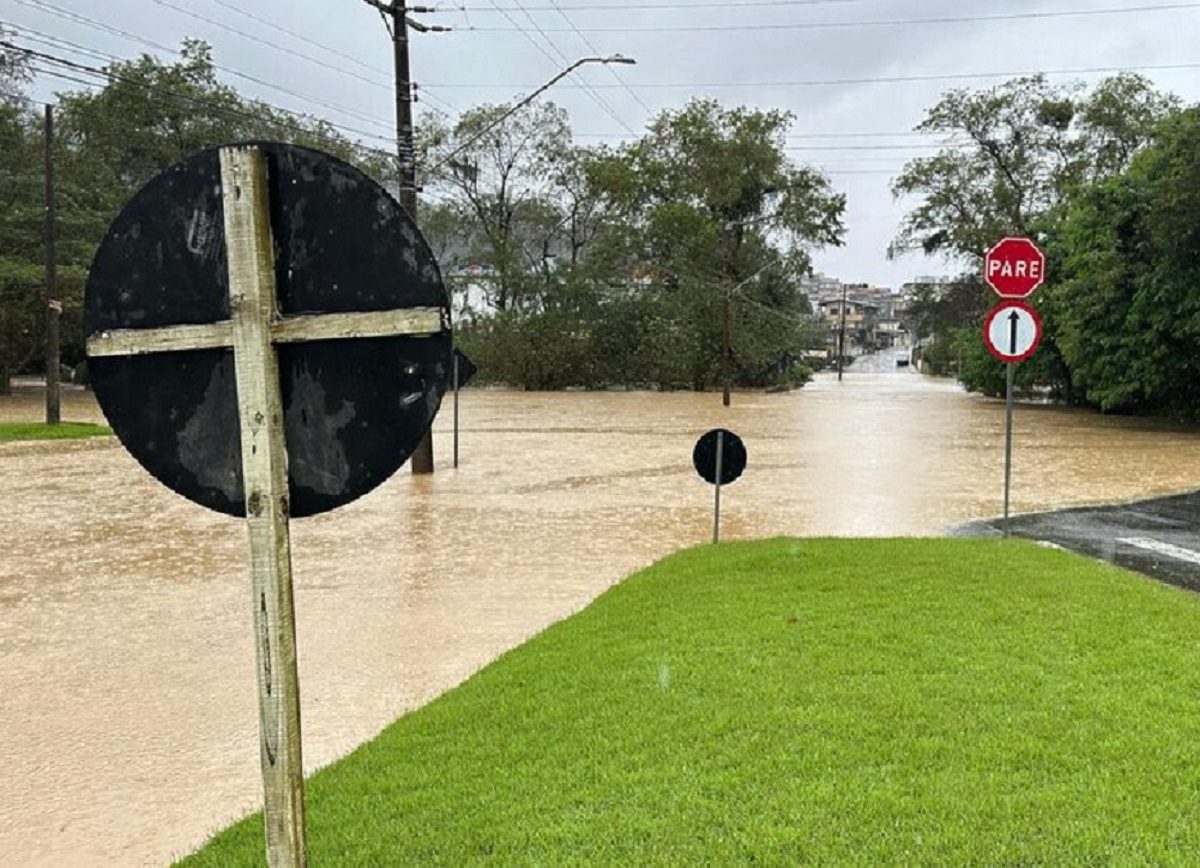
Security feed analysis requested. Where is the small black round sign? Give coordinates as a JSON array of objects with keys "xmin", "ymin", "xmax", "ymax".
[
  {"xmin": 692, "ymin": 429, "xmax": 747, "ymax": 486},
  {"xmin": 85, "ymin": 142, "xmax": 451, "ymax": 518}
]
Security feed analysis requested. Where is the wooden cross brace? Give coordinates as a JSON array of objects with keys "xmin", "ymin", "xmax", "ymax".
[{"xmin": 86, "ymin": 146, "xmax": 444, "ymax": 868}]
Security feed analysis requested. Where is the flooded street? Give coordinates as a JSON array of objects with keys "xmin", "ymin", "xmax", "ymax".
[{"xmin": 3, "ymin": 358, "xmax": 1200, "ymax": 865}]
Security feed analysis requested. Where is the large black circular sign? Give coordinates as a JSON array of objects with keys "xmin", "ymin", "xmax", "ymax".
[
  {"xmin": 85, "ymin": 142, "xmax": 451, "ymax": 517},
  {"xmin": 692, "ymin": 428, "xmax": 747, "ymax": 486}
]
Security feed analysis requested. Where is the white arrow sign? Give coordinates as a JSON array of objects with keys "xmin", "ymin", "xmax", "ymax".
[{"xmin": 984, "ymin": 301, "xmax": 1042, "ymax": 363}]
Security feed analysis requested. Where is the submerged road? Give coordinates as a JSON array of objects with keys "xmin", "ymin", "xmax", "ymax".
[
  {"xmin": 3, "ymin": 364, "xmax": 1200, "ymax": 864},
  {"xmin": 958, "ymin": 491, "xmax": 1200, "ymax": 593}
]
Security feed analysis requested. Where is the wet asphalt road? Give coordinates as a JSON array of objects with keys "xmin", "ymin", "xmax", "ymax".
[{"xmin": 956, "ymin": 491, "xmax": 1200, "ymax": 593}]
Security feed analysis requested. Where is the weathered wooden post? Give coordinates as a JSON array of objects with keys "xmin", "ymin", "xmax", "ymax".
[
  {"xmin": 221, "ymin": 147, "xmax": 307, "ymax": 865},
  {"xmin": 84, "ymin": 143, "xmax": 452, "ymax": 867}
]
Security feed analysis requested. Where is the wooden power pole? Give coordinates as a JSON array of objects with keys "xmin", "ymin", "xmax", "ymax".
[
  {"xmin": 363, "ymin": 0, "xmax": 448, "ymax": 472},
  {"xmin": 44, "ymin": 104, "xmax": 60, "ymax": 425},
  {"xmin": 391, "ymin": 0, "xmax": 435, "ymax": 474},
  {"xmin": 722, "ymin": 287, "xmax": 732, "ymax": 407},
  {"xmin": 837, "ymin": 282, "xmax": 848, "ymax": 382}
]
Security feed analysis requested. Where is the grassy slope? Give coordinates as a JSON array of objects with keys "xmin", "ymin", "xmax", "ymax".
[
  {"xmin": 0, "ymin": 422, "xmax": 111, "ymax": 442},
  {"xmin": 182, "ymin": 539, "xmax": 1200, "ymax": 865}
]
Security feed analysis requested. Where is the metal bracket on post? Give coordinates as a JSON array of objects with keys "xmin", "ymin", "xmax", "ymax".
[{"xmin": 220, "ymin": 145, "xmax": 308, "ymax": 868}]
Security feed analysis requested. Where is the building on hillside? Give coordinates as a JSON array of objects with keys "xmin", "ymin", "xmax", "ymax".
[
  {"xmin": 810, "ymin": 276, "xmax": 918, "ymax": 353},
  {"xmin": 816, "ymin": 295, "xmax": 881, "ymax": 353},
  {"xmin": 800, "ymin": 271, "xmax": 842, "ymax": 301}
]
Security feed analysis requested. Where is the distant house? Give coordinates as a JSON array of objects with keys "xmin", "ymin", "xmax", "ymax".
[{"xmin": 816, "ymin": 296, "xmax": 881, "ymax": 352}]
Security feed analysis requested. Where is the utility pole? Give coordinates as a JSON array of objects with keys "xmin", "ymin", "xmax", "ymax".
[
  {"xmin": 722, "ymin": 286, "xmax": 732, "ymax": 407},
  {"xmin": 44, "ymin": 103, "xmax": 60, "ymax": 425},
  {"xmin": 391, "ymin": 0, "xmax": 416, "ymax": 222},
  {"xmin": 363, "ymin": 0, "xmax": 448, "ymax": 472},
  {"xmin": 836, "ymin": 282, "xmax": 848, "ymax": 382},
  {"xmin": 391, "ymin": 0, "xmax": 432, "ymax": 474}
]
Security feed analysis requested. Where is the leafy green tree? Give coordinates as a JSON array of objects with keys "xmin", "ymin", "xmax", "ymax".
[
  {"xmin": 892, "ymin": 74, "xmax": 1174, "ymax": 262},
  {"xmin": 891, "ymin": 74, "xmax": 1177, "ymax": 403},
  {"xmin": 585, "ymin": 99, "xmax": 844, "ymax": 391},
  {"xmin": 0, "ymin": 39, "xmax": 390, "ymax": 390},
  {"xmin": 1052, "ymin": 107, "xmax": 1200, "ymax": 416},
  {"xmin": 422, "ymin": 102, "xmax": 576, "ymax": 312},
  {"xmin": 0, "ymin": 34, "xmax": 41, "ymax": 393}
]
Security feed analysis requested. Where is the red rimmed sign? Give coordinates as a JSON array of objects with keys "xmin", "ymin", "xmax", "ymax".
[
  {"xmin": 985, "ymin": 236, "xmax": 1046, "ymax": 299},
  {"xmin": 984, "ymin": 301, "xmax": 1042, "ymax": 364}
]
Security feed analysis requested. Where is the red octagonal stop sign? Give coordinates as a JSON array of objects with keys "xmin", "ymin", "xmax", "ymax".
[{"xmin": 985, "ymin": 236, "xmax": 1046, "ymax": 299}]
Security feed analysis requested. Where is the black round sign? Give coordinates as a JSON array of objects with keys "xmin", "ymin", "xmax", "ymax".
[
  {"xmin": 85, "ymin": 142, "xmax": 451, "ymax": 517},
  {"xmin": 692, "ymin": 428, "xmax": 747, "ymax": 486}
]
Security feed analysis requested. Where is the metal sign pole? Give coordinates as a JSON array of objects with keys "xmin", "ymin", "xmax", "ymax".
[
  {"xmin": 713, "ymin": 430, "xmax": 724, "ymax": 544},
  {"xmin": 453, "ymin": 351, "xmax": 460, "ymax": 469},
  {"xmin": 1003, "ymin": 361, "xmax": 1016, "ymax": 536}
]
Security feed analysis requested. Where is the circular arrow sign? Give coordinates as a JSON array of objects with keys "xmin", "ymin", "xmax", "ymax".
[
  {"xmin": 985, "ymin": 236, "xmax": 1046, "ymax": 299},
  {"xmin": 983, "ymin": 301, "xmax": 1042, "ymax": 363},
  {"xmin": 692, "ymin": 429, "xmax": 747, "ymax": 486}
]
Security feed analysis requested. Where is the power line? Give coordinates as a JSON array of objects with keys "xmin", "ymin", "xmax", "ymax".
[
  {"xmin": 465, "ymin": 1, "xmax": 1200, "ymax": 32},
  {"xmin": 417, "ymin": 86, "xmax": 463, "ymax": 116},
  {"xmin": 486, "ymin": 0, "xmax": 635, "ymax": 135},
  {"xmin": 6, "ymin": 0, "xmax": 404, "ymax": 135},
  {"xmin": 6, "ymin": 41, "xmax": 403, "ymax": 164},
  {"xmin": 787, "ymin": 144, "xmax": 942, "ymax": 151},
  {"xmin": 821, "ymin": 169, "xmax": 901, "ymax": 175},
  {"xmin": 206, "ymin": 0, "xmax": 392, "ymax": 77},
  {"xmin": 574, "ymin": 130, "xmax": 950, "ymax": 139},
  {"xmin": 543, "ymin": 0, "xmax": 653, "ymax": 117},
  {"xmin": 5, "ymin": 23, "xmax": 400, "ymax": 138},
  {"xmin": 28, "ymin": 59, "xmax": 407, "ymax": 166},
  {"xmin": 142, "ymin": 0, "xmax": 392, "ymax": 91},
  {"xmin": 464, "ymin": 0, "xmax": 865, "ymax": 9},
  {"xmin": 422, "ymin": 59, "xmax": 1200, "ymax": 89},
  {"xmin": 7, "ymin": 25, "xmax": 117, "ymax": 67},
  {"xmin": 9, "ymin": 0, "xmax": 177, "ymax": 56},
  {"xmin": 9, "ymin": 29, "xmax": 454, "ymax": 153},
  {"xmin": 174, "ymin": 0, "xmax": 460, "ymax": 117}
]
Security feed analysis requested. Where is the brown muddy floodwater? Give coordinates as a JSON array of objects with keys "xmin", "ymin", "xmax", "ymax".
[{"xmin": 3, "ymin": 355, "xmax": 1200, "ymax": 865}]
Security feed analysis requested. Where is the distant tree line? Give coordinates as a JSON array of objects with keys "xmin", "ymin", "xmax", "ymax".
[
  {"xmin": 422, "ymin": 100, "xmax": 842, "ymax": 390},
  {"xmin": 893, "ymin": 73, "xmax": 1200, "ymax": 419},
  {"xmin": 0, "ymin": 35, "xmax": 843, "ymax": 395},
  {"xmin": 0, "ymin": 36, "xmax": 392, "ymax": 393},
  {"xmin": 5, "ymin": 33, "xmax": 1193, "ymax": 412}
]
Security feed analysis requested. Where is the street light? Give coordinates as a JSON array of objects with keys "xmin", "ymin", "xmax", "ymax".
[{"xmin": 427, "ymin": 54, "xmax": 637, "ymax": 177}]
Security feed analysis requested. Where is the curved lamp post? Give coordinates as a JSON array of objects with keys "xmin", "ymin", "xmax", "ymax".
[{"xmin": 427, "ymin": 54, "xmax": 636, "ymax": 176}]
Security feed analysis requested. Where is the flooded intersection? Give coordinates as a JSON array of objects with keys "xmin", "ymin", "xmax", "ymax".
[{"xmin": 2, "ymin": 364, "xmax": 1200, "ymax": 865}]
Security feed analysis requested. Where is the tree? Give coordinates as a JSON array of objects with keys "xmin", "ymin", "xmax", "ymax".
[
  {"xmin": 0, "ymin": 39, "xmax": 391, "ymax": 391},
  {"xmin": 890, "ymin": 74, "xmax": 1177, "ymax": 403},
  {"xmin": 0, "ymin": 34, "xmax": 40, "ymax": 393},
  {"xmin": 1053, "ymin": 107, "xmax": 1200, "ymax": 416},
  {"xmin": 585, "ymin": 99, "xmax": 845, "ymax": 390},
  {"xmin": 892, "ymin": 74, "xmax": 1174, "ymax": 263},
  {"xmin": 422, "ymin": 102, "xmax": 575, "ymax": 313}
]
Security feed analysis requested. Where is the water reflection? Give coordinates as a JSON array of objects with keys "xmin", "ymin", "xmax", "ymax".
[{"xmin": 1, "ymin": 365, "xmax": 1198, "ymax": 864}]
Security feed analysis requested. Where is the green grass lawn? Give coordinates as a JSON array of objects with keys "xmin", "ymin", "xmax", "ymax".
[
  {"xmin": 181, "ymin": 539, "xmax": 1200, "ymax": 865},
  {"xmin": 0, "ymin": 421, "xmax": 111, "ymax": 443}
]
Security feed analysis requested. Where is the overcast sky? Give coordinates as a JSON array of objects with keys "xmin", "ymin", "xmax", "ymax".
[{"xmin": 8, "ymin": 0, "xmax": 1200, "ymax": 287}]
